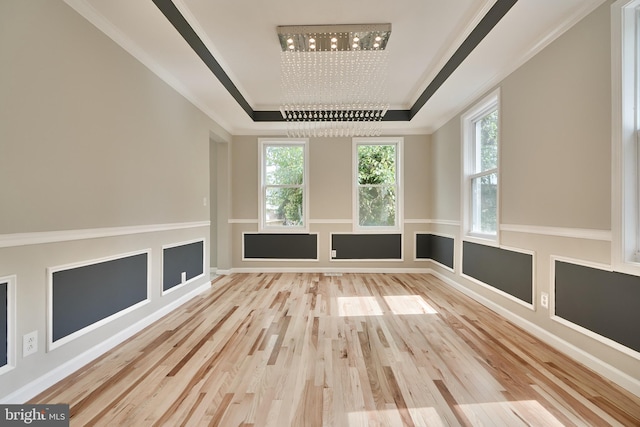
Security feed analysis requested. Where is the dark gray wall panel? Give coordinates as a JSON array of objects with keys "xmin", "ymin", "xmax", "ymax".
[
  {"xmin": 555, "ymin": 261, "xmax": 640, "ymax": 353},
  {"xmin": 244, "ymin": 233, "xmax": 317, "ymax": 259},
  {"xmin": 0, "ymin": 282, "xmax": 7, "ymax": 367},
  {"xmin": 163, "ymin": 240, "xmax": 204, "ymax": 291},
  {"xmin": 52, "ymin": 253, "xmax": 148, "ymax": 342},
  {"xmin": 416, "ymin": 234, "xmax": 454, "ymax": 269},
  {"xmin": 332, "ymin": 234, "xmax": 402, "ymax": 260},
  {"xmin": 462, "ymin": 241, "xmax": 532, "ymax": 304}
]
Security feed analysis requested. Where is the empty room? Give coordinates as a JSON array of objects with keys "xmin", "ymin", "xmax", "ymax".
[{"xmin": 1, "ymin": 0, "xmax": 640, "ymax": 425}]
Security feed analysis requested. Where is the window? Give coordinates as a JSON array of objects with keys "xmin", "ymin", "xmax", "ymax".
[
  {"xmin": 259, "ymin": 139, "xmax": 309, "ymax": 232},
  {"xmin": 462, "ymin": 90, "xmax": 500, "ymax": 242},
  {"xmin": 353, "ymin": 137, "xmax": 403, "ymax": 231},
  {"xmin": 612, "ymin": 0, "xmax": 640, "ymax": 273}
]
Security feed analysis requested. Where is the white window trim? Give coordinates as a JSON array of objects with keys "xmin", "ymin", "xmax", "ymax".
[
  {"xmin": 352, "ymin": 137, "xmax": 404, "ymax": 233},
  {"xmin": 461, "ymin": 88, "xmax": 501, "ymax": 246},
  {"xmin": 612, "ymin": 0, "xmax": 640, "ymax": 275},
  {"xmin": 258, "ymin": 138, "xmax": 310, "ymax": 233},
  {"xmin": 0, "ymin": 275, "xmax": 16, "ymax": 376}
]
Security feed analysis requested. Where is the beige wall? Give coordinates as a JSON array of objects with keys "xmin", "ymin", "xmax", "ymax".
[
  {"xmin": 500, "ymin": 1, "xmax": 611, "ymax": 230},
  {"xmin": 430, "ymin": 1, "xmax": 612, "ymax": 231},
  {"xmin": 309, "ymin": 138, "xmax": 353, "ymax": 220},
  {"xmin": 229, "ymin": 134, "xmax": 431, "ymax": 269},
  {"xmin": 430, "ymin": 119, "xmax": 461, "ymax": 222},
  {"xmin": 404, "ymin": 135, "xmax": 431, "ymax": 220},
  {"xmin": 427, "ymin": 1, "xmax": 639, "ymax": 385},
  {"xmin": 0, "ymin": 2, "xmax": 218, "ymax": 233},
  {"xmin": 210, "ymin": 140, "xmax": 218, "ymax": 268},
  {"xmin": 214, "ymin": 140, "xmax": 232, "ymax": 271},
  {"xmin": 230, "ymin": 136, "xmax": 260, "ymax": 220},
  {"xmin": 0, "ymin": 0, "xmax": 221, "ymax": 400}
]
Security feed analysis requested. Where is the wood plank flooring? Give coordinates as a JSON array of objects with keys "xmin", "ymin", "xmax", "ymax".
[{"xmin": 31, "ymin": 273, "xmax": 640, "ymax": 426}]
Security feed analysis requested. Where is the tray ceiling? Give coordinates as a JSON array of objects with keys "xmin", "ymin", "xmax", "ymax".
[{"xmin": 63, "ymin": 0, "xmax": 607, "ymax": 135}]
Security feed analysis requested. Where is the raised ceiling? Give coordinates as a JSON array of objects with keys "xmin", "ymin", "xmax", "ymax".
[{"xmin": 63, "ymin": 0, "xmax": 607, "ymax": 135}]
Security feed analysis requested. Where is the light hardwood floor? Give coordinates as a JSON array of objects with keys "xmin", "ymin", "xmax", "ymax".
[{"xmin": 32, "ymin": 273, "xmax": 640, "ymax": 426}]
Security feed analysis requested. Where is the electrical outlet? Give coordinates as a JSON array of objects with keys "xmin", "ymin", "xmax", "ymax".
[
  {"xmin": 540, "ymin": 292, "xmax": 549, "ymax": 309},
  {"xmin": 181, "ymin": 271, "xmax": 187, "ymax": 283},
  {"xmin": 203, "ymin": 197, "xmax": 207, "ymax": 206},
  {"xmin": 23, "ymin": 331, "xmax": 38, "ymax": 357},
  {"xmin": 331, "ymin": 250, "xmax": 337, "ymax": 258}
]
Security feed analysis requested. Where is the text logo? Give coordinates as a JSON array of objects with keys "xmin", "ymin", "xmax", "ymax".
[{"xmin": 1, "ymin": 405, "xmax": 69, "ymax": 426}]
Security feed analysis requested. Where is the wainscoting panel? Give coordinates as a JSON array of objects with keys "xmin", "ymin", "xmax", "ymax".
[
  {"xmin": 243, "ymin": 233, "xmax": 318, "ymax": 260},
  {"xmin": 462, "ymin": 241, "xmax": 533, "ymax": 304},
  {"xmin": 0, "ymin": 281, "xmax": 7, "ymax": 368},
  {"xmin": 163, "ymin": 240, "xmax": 205, "ymax": 292},
  {"xmin": 331, "ymin": 234, "xmax": 402, "ymax": 260},
  {"xmin": 555, "ymin": 260, "xmax": 640, "ymax": 353},
  {"xmin": 416, "ymin": 234, "xmax": 454, "ymax": 269},
  {"xmin": 50, "ymin": 252, "xmax": 148, "ymax": 345}
]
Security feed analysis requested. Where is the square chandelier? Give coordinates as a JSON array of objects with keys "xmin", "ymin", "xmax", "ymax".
[{"xmin": 277, "ymin": 24, "xmax": 391, "ymax": 138}]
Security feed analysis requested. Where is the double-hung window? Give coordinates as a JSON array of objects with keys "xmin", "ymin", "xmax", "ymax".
[
  {"xmin": 612, "ymin": 0, "xmax": 640, "ymax": 273},
  {"xmin": 462, "ymin": 90, "xmax": 500, "ymax": 242},
  {"xmin": 353, "ymin": 137, "xmax": 403, "ymax": 232},
  {"xmin": 259, "ymin": 139, "xmax": 309, "ymax": 232}
]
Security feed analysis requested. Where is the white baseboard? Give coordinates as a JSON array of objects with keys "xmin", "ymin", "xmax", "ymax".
[
  {"xmin": 228, "ymin": 267, "xmax": 432, "ymax": 274},
  {"xmin": 427, "ymin": 269, "xmax": 640, "ymax": 398},
  {"xmin": 1, "ymin": 281, "xmax": 211, "ymax": 404}
]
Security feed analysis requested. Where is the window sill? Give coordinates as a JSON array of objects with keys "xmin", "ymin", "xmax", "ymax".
[
  {"xmin": 352, "ymin": 226, "xmax": 402, "ymax": 234},
  {"xmin": 612, "ymin": 259, "xmax": 640, "ymax": 278},
  {"xmin": 463, "ymin": 233, "xmax": 499, "ymax": 247},
  {"xmin": 258, "ymin": 226, "xmax": 310, "ymax": 234}
]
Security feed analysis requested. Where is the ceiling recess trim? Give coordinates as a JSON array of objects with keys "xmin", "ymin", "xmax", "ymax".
[
  {"xmin": 151, "ymin": 0, "xmax": 518, "ymax": 123},
  {"xmin": 409, "ymin": 0, "xmax": 517, "ymax": 119}
]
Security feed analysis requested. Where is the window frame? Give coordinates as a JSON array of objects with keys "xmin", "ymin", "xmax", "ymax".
[
  {"xmin": 461, "ymin": 89, "xmax": 501, "ymax": 246},
  {"xmin": 0, "ymin": 276, "xmax": 16, "ymax": 376},
  {"xmin": 352, "ymin": 137, "xmax": 403, "ymax": 233},
  {"xmin": 612, "ymin": 0, "xmax": 640, "ymax": 274},
  {"xmin": 258, "ymin": 138, "xmax": 309, "ymax": 233}
]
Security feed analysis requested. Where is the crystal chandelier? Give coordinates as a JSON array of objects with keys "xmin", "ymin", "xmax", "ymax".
[{"xmin": 277, "ymin": 24, "xmax": 391, "ymax": 138}]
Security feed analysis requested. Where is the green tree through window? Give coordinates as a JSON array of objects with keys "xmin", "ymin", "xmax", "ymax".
[
  {"xmin": 357, "ymin": 144, "xmax": 397, "ymax": 227},
  {"xmin": 474, "ymin": 110, "xmax": 498, "ymax": 233},
  {"xmin": 263, "ymin": 144, "xmax": 305, "ymax": 228}
]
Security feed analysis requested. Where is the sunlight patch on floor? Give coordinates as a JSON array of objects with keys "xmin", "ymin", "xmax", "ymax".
[
  {"xmin": 337, "ymin": 295, "xmax": 438, "ymax": 316},
  {"xmin": 346, "ymin": 400, "xmax": 563, "ymax": 426},
  {"xmin": 384, "ymin": 295, "xmax": 438, "ymax": 315},
  {"xmin": 457, "ymin": 400, "xmax": 564, "ymax": 426},
  {"xmin": 338, "ymin": 296, "xmax": 383, "ymax": 317},
  {"xmin": 347, "ymin": 407, "xmax": 445, "ymax": 426}
]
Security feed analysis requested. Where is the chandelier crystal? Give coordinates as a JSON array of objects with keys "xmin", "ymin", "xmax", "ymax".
[{"xmin": 277, "ymin": 24, "xmax": 391, "ymax": 138}]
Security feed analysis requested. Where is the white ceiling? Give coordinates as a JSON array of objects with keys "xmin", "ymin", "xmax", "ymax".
[{"xmin": 64, "ymin": 0, "xmax": 607, "ymax": 136}]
